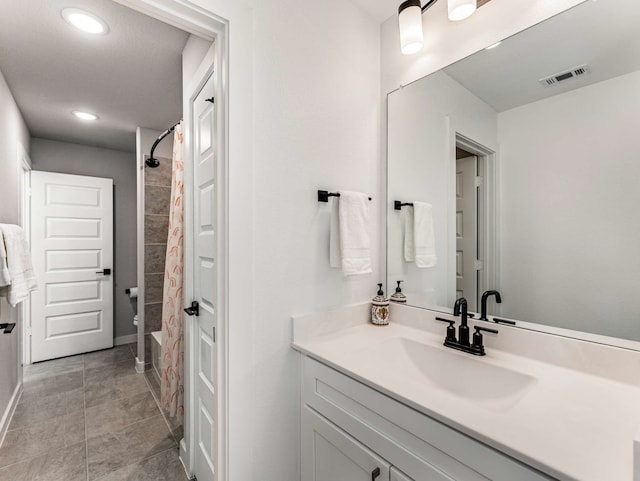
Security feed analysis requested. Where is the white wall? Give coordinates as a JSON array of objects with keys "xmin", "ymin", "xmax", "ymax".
[
  {"xmin": 498, "ymin": 71, "xmax": 640, "ymax": 341},
  {"xmin": 0, "ymin": 67, "xmax": 29, "ymax": 433},
  {"xmin": 185, "ymin": 0, "xmax": 380, "ymax": 479},
  {"xmin": 381, "ymin": 0, "xmax": 586, "ymax": 95},
  {"xmin": 30, "ymin": 138, "xmax": 137, "ymax": 342},
  {"xmin": 182, "ymin": 35, "xmax": 212, "ymax": 89},
  {"xmin": 387, "ymin": 71, "xmax": 497, "ymax": 309}
]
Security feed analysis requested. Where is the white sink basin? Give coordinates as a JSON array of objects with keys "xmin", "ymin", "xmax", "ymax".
[{"xmin": 362, "ymin": 337, "xmax": 538, "ymax": 411}]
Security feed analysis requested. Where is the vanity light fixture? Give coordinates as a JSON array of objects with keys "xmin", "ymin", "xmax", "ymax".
[
  {"xmin": 72, "ymin": 111, "xmax": 99, "ymax": 121},
  {"xmin": 61, "ymin": 8, "xmax": 109, "ymax": 35},
  {"xmin": 398, "ymin": 0, "xmax": 479, "ymax": 55}
]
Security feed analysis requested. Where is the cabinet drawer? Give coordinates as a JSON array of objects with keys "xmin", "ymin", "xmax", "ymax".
[{"xmin": 303, "ymin": 357, "xmax": 555, "ymax": 481}]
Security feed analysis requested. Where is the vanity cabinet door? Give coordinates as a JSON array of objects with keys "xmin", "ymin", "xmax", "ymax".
[{"xmin": 302, "ymin": 406, "xmax": 390, "ymax": 481}]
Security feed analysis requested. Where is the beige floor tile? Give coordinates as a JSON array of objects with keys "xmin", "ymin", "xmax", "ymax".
[
  {"xmin": 84, "ymin": 359, "xmax": 137, "ymax": 385},
  {"xmin": 0, "ymin": 410, "xmax": 85, "ymax": 468},
  {"xmin": 0, "ymin": 441, "xmax": 86, "ymax": 481},
  {"xmin": 92, "ymin": 447, "xmax": 187, "ymax": 481},
  {"xmin": 84, "ymin": 373, "xmax": 149, "ymax": 409},
  {"xmin": 84, "ymin": 346, "xmax": 134, "ymax": 370},
  {"xmin": 85, "ymin": 391, "xmax": 160, "ymax": 439},
  {"xmin": 87, "ymin": 415, "xmax": 176, "ymax": 480},
  {"xmin": 10, "ymin": 388, "xmax": 84, "ymax": 430}
]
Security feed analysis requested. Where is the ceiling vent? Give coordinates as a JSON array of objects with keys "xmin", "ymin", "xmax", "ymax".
[{"xmin": 539, "ymin": 64, "xmax": 591, "ymax": 87}]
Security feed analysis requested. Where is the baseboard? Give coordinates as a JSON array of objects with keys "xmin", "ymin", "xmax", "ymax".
[
  {"xmin": 114, "ymin": 334, "xmax": 137, "ymax": 346},
  {"xmin": 135, "ymin": 357, "xmax": 145, "ymax": 373},
  {"xmin": 0, "ymin": 382, "xmax": 21, "ymax": 447},
  {"xmin": 179, "ymin": 438, "xmax": 193, "ymax": 479}
]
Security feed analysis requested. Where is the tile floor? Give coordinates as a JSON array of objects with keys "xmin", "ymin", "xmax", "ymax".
[{"xmin": 0, "ymin": 344, "xmax": 189, "ymax": 481}]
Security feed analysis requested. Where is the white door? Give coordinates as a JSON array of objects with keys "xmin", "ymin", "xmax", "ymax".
[
  {"xmin": 30, "ymin": 171, "xmax": 113, "ymax": 362},
  {"xmin": 302, "ymin": 406, "xmax": 391, "ymax": 481},
  {"xmin": 190, "ymin": 71, "xmax": 217, "ymax": 481},
  {"xmin": 456, "ymin": 156, "xmax": 478, "ymax": 311}
]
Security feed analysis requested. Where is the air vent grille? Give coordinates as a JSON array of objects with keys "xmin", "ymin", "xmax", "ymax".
[{"xmin": 539, "ymin": 64, "xmax": 591, "ymax": 87}]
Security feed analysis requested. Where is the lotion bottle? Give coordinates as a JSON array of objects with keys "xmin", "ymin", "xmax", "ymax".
[{"xmin": 371, "ymin": 283, "xmax": 390, "ymax": 326}]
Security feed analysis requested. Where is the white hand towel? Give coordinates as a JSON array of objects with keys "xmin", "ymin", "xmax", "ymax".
[
  {"xmin": 0, "ymin": 233, "xmax": 10, "ymax": 287},
  {"xmin": 0, "ymin": 224, "xmax": 38, "ymax": 306},
  {"xmin": 413, "ymin": 201, "xmax": 437, "ymax": 268},
  {"xmin": 329, "ymin": 197, "xmax": 342, "ymax": 269},
  {"xmin": 329, "ymin": 192, "xmax": 372, "ymax": 276},
  {"xmin": 403, "ymin": 206, "xmax": 415, "ymax": 262}
]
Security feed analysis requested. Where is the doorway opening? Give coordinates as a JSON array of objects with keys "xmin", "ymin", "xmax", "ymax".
[{"xmin": 454, "ymin": 134, "xmax": 497, "ymax": 314}]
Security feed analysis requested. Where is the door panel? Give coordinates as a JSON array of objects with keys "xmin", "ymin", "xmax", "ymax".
[
  {"xmin": 31, "ymin": 171, "xmax": 113, "ymax": 362},
  {"xmin": 455, "ymin": 156, "xmax": 478, "ymax": 310},
  {"xmin": 192, "ymin": 70, "xmax": 217, "ymax": 481}
]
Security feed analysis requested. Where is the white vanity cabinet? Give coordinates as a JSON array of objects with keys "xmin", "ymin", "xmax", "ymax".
[
  {"xmin": 302, "ymin": 406, "xmax": 391, "ymax": 481},
  {"xmin": 301, "ymin": 356, "xmax": 556, "ymax": 481}
]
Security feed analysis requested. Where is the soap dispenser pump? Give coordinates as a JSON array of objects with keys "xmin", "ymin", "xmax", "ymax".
[
  {"xmin": 390, "ymin": 280, "xmax": 407, "ymax": 303},
  {"xmin": 371, "ymin": 283, "xmax": 390, "ymax": 326}
]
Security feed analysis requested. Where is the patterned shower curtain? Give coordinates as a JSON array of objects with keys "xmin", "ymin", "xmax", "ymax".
[{"xmin": 161, "ymin": 123, "xmax": 185, "ymax": 418}]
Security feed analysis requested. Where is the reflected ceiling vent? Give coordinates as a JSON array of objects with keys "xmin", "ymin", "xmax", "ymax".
[{"xmin": 539, "ymin": 64, "xmax": 591, "ymax": 87}]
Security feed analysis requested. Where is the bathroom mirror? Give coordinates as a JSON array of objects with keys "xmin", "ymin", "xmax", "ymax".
[{"xmin": 386, "ymin": 0, "xmax": 640, "ymax": 345}]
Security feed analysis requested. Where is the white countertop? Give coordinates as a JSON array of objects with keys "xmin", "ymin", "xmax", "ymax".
[{"xmin": 292, "ymin": 303, "xmax": 640, "ymax": 481}]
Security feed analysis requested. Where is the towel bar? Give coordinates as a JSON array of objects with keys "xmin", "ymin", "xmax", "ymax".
[
  {"xmin": 318, "ymin": 190, "xmax": 372, "ymax": 202},
  {"xmin": 394, "ymin": 201, "xmax": 414, "ymax": 210}
]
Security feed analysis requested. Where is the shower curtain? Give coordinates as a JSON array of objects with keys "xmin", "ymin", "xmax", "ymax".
[{"xmin": 160, "ymin": 123, "xmax": 185, "ymax": 418}]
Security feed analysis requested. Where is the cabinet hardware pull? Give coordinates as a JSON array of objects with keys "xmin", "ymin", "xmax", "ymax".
[{"xmin": 371, "ymin": 467, "xmax": 381, "ymax": 481}]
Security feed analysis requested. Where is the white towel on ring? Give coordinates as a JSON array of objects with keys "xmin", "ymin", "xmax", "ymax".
[
  {"xmin": 329, "ymin": 191, "xmax": 372, "ymax": 276},
  {"xmin": 0, "ymin": 224, "xmax": 38, "ymax": 306}
]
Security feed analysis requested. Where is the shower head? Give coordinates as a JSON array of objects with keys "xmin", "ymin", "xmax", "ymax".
[{"xmin": 146, "ymin": 157, "xmax": 160, "ymax": 168}]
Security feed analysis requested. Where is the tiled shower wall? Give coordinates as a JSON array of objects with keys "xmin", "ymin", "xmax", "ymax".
[{"xmin": 144, "ymin": 156, "xmax": 172, "ymax": 363}]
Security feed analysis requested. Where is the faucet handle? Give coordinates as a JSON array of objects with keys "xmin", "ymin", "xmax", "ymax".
[
  {"xmin": 436, "ymin": 317, "xmax": 457, "ymax": 342},
  {"xmin": 471, "ymin": 325, "xmax": 498, "ymax": 354},
  {"xmin": 475, "ymin": 326, "xmax": 498, "ymax": 334}
]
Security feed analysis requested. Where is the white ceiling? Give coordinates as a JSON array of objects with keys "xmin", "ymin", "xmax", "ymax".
[
  {"xmin": 0, "ymin": 0, "xmax": 190, "ymax": 152},
  {"xmin": 349, "ymin": 0, "xmax": 397, "ymax": 22},
  {"xmin": 443, "ymin": 0, "xmax": 640, "ymax": 112}
]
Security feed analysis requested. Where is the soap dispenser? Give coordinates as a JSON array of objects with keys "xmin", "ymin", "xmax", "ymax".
[
  {"xmin": 371, "ymin": 283, "xmax": 390, "ymax": 326},
  {"xmin": 390, "ymin": 280, "xmax": 407, "ymax": 304}
]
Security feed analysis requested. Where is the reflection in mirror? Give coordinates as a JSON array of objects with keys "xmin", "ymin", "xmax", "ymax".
[{"xmin": 387, "ymin": 0, "xmax": 640, "ymax": 344}]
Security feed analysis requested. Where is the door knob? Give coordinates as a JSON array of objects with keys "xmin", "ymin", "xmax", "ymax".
[
  {"xmin": 371, "ymin": 467, "xmax": 381, "ymax": 481},
  {"xmin": 96, "ymin": 268, "xmax": 111, "ymax": 275}
]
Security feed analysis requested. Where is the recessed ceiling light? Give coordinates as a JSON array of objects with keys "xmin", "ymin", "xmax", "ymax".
[
  {"xmin": 485, "ymin": 41, "xmax": 502, "ymax": 50},
  {"xmin": 61, "ymin": 8, "xmax": 109, "ymax": 35},
  {"xmin": 72, "ymin": 111, "xmax": 99, "ymax": 121}
]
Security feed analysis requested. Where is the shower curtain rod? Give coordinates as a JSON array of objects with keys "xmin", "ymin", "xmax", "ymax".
[{"xmin": 145, "ymin": 121, "xmax": 181, "ymax": 168}]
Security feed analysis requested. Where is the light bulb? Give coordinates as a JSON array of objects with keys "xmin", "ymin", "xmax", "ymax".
[
  {"xmin": 62, "ymin": 8, "xmax": 109, "ymax": 35},
  {"xmin": 448, "ymin": 0, "xmax": 476, "ymax": 21},
  {"xmin": 399, "ymin": 0, "xmax": 424, "ymax": 55}
]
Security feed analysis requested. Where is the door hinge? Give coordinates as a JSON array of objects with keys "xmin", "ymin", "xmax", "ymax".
[
  {"xmin": 475, "ymin": 176, "xmax": 483, "ymax": 187},
  {"xmin": 475, "ymin": 259, "xmax": 484, "ymax": 271},
  {"xmin": 26, "ymin": 327, "xmax": 32, "ymax": 337},
  {"xmin": 213, "ymin": 326, "xmax": 216, "ymax": 343}
]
